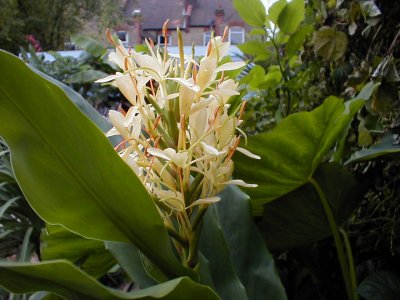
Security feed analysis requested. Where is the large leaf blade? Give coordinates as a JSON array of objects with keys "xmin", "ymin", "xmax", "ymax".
[
  {"xmin": 233, "ymin": 0, "xmax": 267, "ymax": 27},
  {"xmin": 214, "ymin": 186, "xmax": 287, "ymax": 299},
  {"xmin": 234, "ymin": 97, "xmax": 364, "ymax": 212},
  {"xmin": 0, "ymin": 260, "xmax": 220, "ymax": 300},
  {"xmin": 258, "ymin": 163, "xmax": 367, "ymax": 251},
  {"xmin": 0, "ymin": 50, "xmax": 191, "ymax": 279}
]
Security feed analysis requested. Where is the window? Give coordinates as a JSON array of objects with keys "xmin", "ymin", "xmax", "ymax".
[
  {"xmin": 157, "ymin": 35, "xmax": 172, "ymax": 45},
  {"xmin": 229, "ymin": 27, "xmax": 245, "ymax": 45},
  {"xmin": 203, "ymin": 31, "xmax": 212, "ymax": 46},
  {"xmin": 117, "ymin": 31, "xmax": 129, "ymax": 47}
]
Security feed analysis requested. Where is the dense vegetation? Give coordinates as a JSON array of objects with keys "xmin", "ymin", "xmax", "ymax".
[
  {"xmin": 0, "ymin": 0, "xmax": 121, "ymax": 53},
  {"xmin": 0, "ymin": 0, "xmax": 399, "ymax": 299}
]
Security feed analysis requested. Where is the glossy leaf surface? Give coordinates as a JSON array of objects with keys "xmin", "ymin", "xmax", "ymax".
[
  {"xmin": 233, "ymin": 0, "xmax": 267, "ymax": 27},
  {"xmin": 0, "ymin": 51, "xmax": 191, "ymax": 279},
  {"xmin": 258, "ymin": 163, "xmax": 366, "ymax": 251},
  {"xmin": 0, "ymin": 260, "xmax": 219, "ymax": 300},
  {"xmin": 234, "ymin": 97, "xmax": 364, "ymax": 212}
]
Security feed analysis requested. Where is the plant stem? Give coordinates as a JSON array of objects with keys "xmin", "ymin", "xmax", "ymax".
[
  {"xmin": 270, "ymin": 35, "xmax": 292, "ymax": 116},
  {"xmin": 166, "ymin": 225, "xmax": 188, "ymax": 248},
  {"xmin": 340, "ymin": 228, "xmax": 360, "ymax": 300},
  {"xmin": 309, "ymin": 177, "xmax": 353, "ymax": 300}
]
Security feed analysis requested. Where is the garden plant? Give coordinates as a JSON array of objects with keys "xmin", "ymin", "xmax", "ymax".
[{"xmin": 0, "ymin": 0, "xmax": 399, "ymax": 299}]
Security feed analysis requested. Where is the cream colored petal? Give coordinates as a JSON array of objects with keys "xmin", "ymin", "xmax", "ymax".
[
  {"xmin": 172, "ymin": 151, "xmax": 189, "ymax": 168},
  {"xmin": 115, "ymin": 75, "xmax": 137, "ymax": 105},
  {"xmin": 236, "ymin": 147, "xmax": 261, "ymax": 160},
  {"xmin": 196, "ymin": 55, "xmax": 218, "ymax": 93},
  {"xmin": 187, "ymin": 197, "xmax": 220, "ymax": 208},
  {"xmin": 215, "ymin": 61, "xmax": 246, "ymax": 73},
  {"xmin": 222, "ymin": 179, "xmax": 258, "ymax": 188},
  {"xmin": 95, "ymin": 74, "xmax": 117, "ymax": 83},
  {"xmin": 147, "ymin": 148, "xmax": 172, "ymax": 161}
]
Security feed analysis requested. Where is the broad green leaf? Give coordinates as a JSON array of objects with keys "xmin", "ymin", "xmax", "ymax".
[
  {"xmin": 312, "ymin": 26, "xmax": 348, "ymax": 61},
  {"xmin": 41, "ymin": 225, "xmax": 116, "ymax": 278},
  {"xmin": 257, "ymin": 163, "xmax": 366, "ymax": 251},
  {"xmin": 346, "ymin": 135, "xmax": 400, "ymax": 164},
  {"xmin": 261, "ymin": 65, "xmax": 282, "ymax": 89},
  {"xmin": 31, "ymin": 67, "xmax": 111, "ymax": 133},
  {"xmin": 0, "ymin": 50, "xmax": 192, "ymax": 279},
  {"xmin": 200, "ymin": 207, "xmax": 249, "ymax": 300},
  {"xmin": 268, "ymin": 0, "xmax": 287, "ymax": 25},
  {"xmin": 286, "ymin": 25, "xmax": 314, "ymax": 56},
  {"xmin": 67, "ymin": 70, "xmax": 108, "ymax": 84},
  {"xmin": 240, "ymin": 65, "xmax": 265, "ymax": 89},
  {"xmin": 71, "ymin": 34, "xmax": 108, "ymax": 58},
  {"xmin": 357, "ymin": 271, "xmax": 400, "ymax": 300},
  {"xmin": 234, "ymin": 97, "xmax": 364, "ymax": 212},
  {"xmin": 106, "ymin": 242, "xmax": 157, "ymax": 288},
  {"xmin": 0, "ymin": 260, "xmax": 220, "ymax": 300},
  {"xmin": 214, "ymin": 186, "xmax": 287, "ymax": 300},
  {"xmin": 278, "ymin": 0, "xmax": 305, "ymax": 34},
  {"xmin": 233, "ymin": 0, "xmax": 267, "ymax": 27},
  {"xmin": 237, "ymin": 40, "xmax": 267, "ymax": 56}
]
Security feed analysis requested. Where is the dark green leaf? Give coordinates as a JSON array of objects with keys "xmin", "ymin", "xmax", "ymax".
[
  {"xmin": 234, "ymin": 97, "xmax": 364, "ymax": 213},
  {"xmin": 233, "ymin": 0, "xmax": 267, "ymax": 27},
  {"xmin": 200, "ymin": 208, "xmax": 248, "ymax": 300},
  {"xmin": 0, "ymin": 50, "xmax": 192, "ymax": 279},
  {"xmin": 67, "ymin": 70, "xmax": 108, "ymax": 84},
  {"xmin": 258, "ymin": 163, "xmax": 365, "ymax": 251},
  {"xmin": 346, "ymin": 135, "xmax": 400, "ymax": 164},
  {"xmin": 71, "ymin": 35, "xmax": 107, "ymax": 58},
  {"xmin": 30, "ymin": 67, "xmax": 111, "ymax": 133},
  {"xmin": 312, "ymin": 26, "xmax": 348, "ymax": 61},
  {"xmin": 214, "ymin": 186, "xmax": 287, "ymax": 300},
  {"xmin": 286, "ymin": 25, "xmax": 314, "ymax": 56},
  {"xmin": 41, "ymin": 225, "xmax": 116, "ymax": 278},
  {"xmin": 106, "ymin": 242, "xmax": 157, "ymax": 288},
  {"xmin": 0, "ymin": 260, "xmax": 220, "ymax": 300},
  {"xmin": 357, "ymin": 271, "xmax": 400, "ymax": 300}
]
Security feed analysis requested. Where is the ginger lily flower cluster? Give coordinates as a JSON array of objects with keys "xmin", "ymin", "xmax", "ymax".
[{"xmin": 98, "ymin": 26, "xmax": 259, "ymax": 267}]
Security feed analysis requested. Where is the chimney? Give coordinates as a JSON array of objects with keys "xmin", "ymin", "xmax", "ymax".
[
  {"xmin": 132, "ymin": 9, "xmax": 142, "ymax": 45},
  {"xmin": 214, "ymin": 5, "xmax": 225, "ymax": 36}
]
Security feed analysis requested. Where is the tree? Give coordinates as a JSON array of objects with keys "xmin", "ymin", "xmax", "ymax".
[{"xmin": 0, "ymin": 0, "xmax": 122, "ymax": 53}]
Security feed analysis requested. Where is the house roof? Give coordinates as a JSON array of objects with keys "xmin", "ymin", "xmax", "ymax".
[
  {"xmin": 123, "ymin": 0, "xmax": 242, "ymax": 30},
  {"xmin": 189, "ymin": 0, "xmax": 240, "ymax": 27},
  {"xmin": 124, "ymin": 0, "xmax": 186, "ymax": 29}
]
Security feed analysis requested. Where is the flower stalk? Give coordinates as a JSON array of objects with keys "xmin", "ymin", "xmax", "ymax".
[{"xmin": 98, "ymin": 23, "xmax": 260, "ymax": 270}]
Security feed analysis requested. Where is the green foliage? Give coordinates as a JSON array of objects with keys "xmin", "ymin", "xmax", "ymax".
[
  {"xmin": 20, "ymin": 37, "xmax": 121, "ymax": 113},
  {"xmin": 0, "ymin": 50, "xmax": 192, "ymax": 280},
  {"xmin": 312, "ymin": 26, "xmax": 348, "ymax": 61},
  {"xmin": 0, "ymin": 0, "xmax": 122, "ymax": 52},
  {"xmin": 234, "ymin": 97, "xmax": 364, "ymax": 209},
  {"xmin": 278, "ymin": 0, "xmax": 305, "ymax": 34},
  {"xmin": 0, "ymin": 260, "xmax": 219, "ymax": 300},
  {"xmin": 233, "ymin": 0, "xmax": 267, "ymax": 28},
  {"xmin": 357, "ymin": 271, "xmax": 400, "ymax": 300},
  {"xmin": 0, "ymin": 49, "xmax": 286, "ymax": 299}
]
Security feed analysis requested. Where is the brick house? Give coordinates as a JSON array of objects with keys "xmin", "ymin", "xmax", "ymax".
[{"xmin": 115, "ymin": 0, "xmax": 250, "ymax": 47}]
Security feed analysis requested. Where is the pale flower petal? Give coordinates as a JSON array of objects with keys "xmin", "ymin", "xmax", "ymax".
[
  {"xmin": 187, "ymin": 197, "xmax": 220, "ymax": 208},
  {"xmin": 221, "ymin": 179, "xmax": 258, "ymax": 188},
  {"xmin": 215, "ymin": 61, "xmax": 246, "ymax": 73},
  {"xmin": 147, "ymin": 148, "xmax": 172, "ymax": 161},
  {"xmin": 236, "ymin": 147, "xmax": 261, "ymax": 160}
]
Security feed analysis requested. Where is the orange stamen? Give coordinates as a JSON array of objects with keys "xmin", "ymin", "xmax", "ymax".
[
  {"xmin": 106, "ymin": 28, "xmax": 117, "ymax": 47},
  {"xmin": 222, "ymin": 26, "xmax": 229, "ymax": 42},
  {"xmin": 238, "ymin": 101, "xmax": 247, "ymax": 121},
  {"xmin": 227, "ymin": 136, "xmax": 241, "ymax": 160}
]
